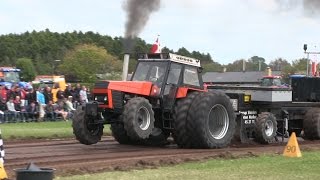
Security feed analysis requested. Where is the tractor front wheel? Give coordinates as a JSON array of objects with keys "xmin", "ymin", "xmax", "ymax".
[
  {"xmin": 123, "ymin": 97, "xmax": 155, "ymax": 141},
  {"xmin": 72, "ymin": 106, "xmax": 104, "ymax": 145}
]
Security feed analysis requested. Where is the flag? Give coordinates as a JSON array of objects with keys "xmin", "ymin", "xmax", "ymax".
[
  {"xmin": 311, "ymin": 61, "xmax": 318, "ymax": 76},
  {"xmin": 311, "ymin": 55, "xmax": 318, "ymax": 76},
  {"xmin": 150, "ymin": 36, "xmax": 161, "ymax": 53}
]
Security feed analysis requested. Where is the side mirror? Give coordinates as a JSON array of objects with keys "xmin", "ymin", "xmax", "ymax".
[{"xmin": 198, "ymin": 67, "xmax": 203, "ymax": 73}]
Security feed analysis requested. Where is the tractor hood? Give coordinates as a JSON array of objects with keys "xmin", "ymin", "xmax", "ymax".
[{"xmin": 94, "ymin": 81, "xmax": 153, "ymax": 96}]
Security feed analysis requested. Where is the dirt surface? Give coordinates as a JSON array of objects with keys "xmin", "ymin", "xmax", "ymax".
[{"xmin": 3, "ymin": 136, "xmax": 320, "ymax": 179}]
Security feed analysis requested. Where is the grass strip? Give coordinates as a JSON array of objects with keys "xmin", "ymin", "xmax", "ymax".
[
  {"xmin": 56, "ymin": 151, "xmax": 320, "ymax": 180},
  {"xmin": 0, "ymin": 121, "xmax": 111, "ymax": 140}
]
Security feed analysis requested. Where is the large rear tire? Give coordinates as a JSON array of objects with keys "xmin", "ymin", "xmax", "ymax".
[
  {"xmin": 173, "ymin": 92, "xmax": 200, "ymax": 148},
  {"xmin": 188, "ymin": 92, "xmax": 236, "ymax": 148},
  {"xmin": 72, "ymin": 106, "xmax": 103, "ymax": 145},
  {"xmin": 304, "ymin": 108, "xmax": 320, "ymax": 140},
  {"xmin": 123, "ymin": 97, "xmax": 155, "ymax": 141},
  {"xmin": 254, "ymin": 112, "xmax": 277, "ymax": 144}
]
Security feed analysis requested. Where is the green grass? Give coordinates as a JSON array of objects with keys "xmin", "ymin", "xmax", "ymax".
[
  {"xmin": 0, "ymin": 121, "xmax": 111, "ymax": 140},
  {"xmin": 56, "ymin": 151, "xmax": 320, "ymax": 180}
]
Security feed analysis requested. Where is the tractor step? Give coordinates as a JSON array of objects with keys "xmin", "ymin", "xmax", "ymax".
[{"xmin": 162, "ymin": 110, "xmax": 174, "ymax": 129}]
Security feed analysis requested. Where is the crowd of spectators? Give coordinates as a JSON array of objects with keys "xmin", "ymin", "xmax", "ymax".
[{"xmin": 0, "ymin": 83, "xmax": 89, "ymax": 123}]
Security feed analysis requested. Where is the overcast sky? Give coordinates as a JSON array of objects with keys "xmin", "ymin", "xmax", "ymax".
[{"xmin": 1, "ymin": 0, "xmax": 320, "ymax": 64}]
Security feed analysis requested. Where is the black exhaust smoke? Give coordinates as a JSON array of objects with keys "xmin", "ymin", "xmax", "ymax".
[
  {"xmin": 302, "ymin": 0, "xmax": 320, "ymax": 15},
  {"xmin": 123, "ymin": 0, "xmax": 161, "ymax": 52},
  {"xmin": 278, "ymin": 0, "xmax": 320, "ymax": 15}
]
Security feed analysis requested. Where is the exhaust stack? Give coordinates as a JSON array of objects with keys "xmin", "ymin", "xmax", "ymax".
[
  {"xmin": 242, "ymin": 59, "xmax": 246, "ymax": 72},
  {"xmin": 265, "ymin": 67, "xmax": 272, "ymax": 76},
  {"xmin": 122, "ymin": 54, "xmax": 130, "ymax": 81}
]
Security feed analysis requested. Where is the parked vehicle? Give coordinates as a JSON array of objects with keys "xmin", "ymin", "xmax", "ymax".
[
  {"xmin": 0, "ymin": 67, "xmax": 30, "ymax": 89},
  {"xmin": 32, "ymin": 75, "xmax": 67, "ymax": 102},
  {"xmin": 208, "ymin": 76, "xmax": 320, "ymax": 143}
]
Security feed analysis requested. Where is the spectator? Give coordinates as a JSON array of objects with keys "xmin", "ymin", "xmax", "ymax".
[
  {"xmin": 0, "ymin": 98, "xmax": 6, "ymax": 123},
  {"xmin": 18, "ymin": 86, "xmax": 27, "ymax": 107},
  {"xmin": 26, "ymin": 87, "xmax": 37, "ymax": 105},
  {"xmin": 7, "ymin": 86, "xmax": 17, "ymax": 100},
  {"xmin": 0, "ymin": 85, "xmax": 7, "ymax": 102},
  {"xmin": 55, "ymin": 101, "xmax": 68, "ymax": 121},
  {"xmin": 74, "ymin": 83, "xmax": 81, "ymax": 102},
  {"xmin": 6, "ymin": 97, "xmax": 19, "ymax": 122},
  {"xmin": 71, "ymin": 86, "xmax": 80, "ymax": 109},
  {"xmin": 64, "ymin": 96, "xmax": 75, "ymax": 118},
  {"xmin": 64, "ymin": 83, "xmax": 74, "ymax": 99},
  {"xmin": 26, "ymin": 101, "xmax": 39, "ymax": 122},
  {"xmin": 45, "ymin": 100, "xmax": 56, "ymax": 121},
  {"xmin": 57, "ymin": 89, "xmax": 64, "ymax": 103},
  {"xmin": 14, "ymin": 96, "xmax": 27, "ymax": 122},
  {"xmin": 36, "ymin": 88, "xmax": 46, "ymax": 121},
  {"xmin": 43, "ymin": 86, "xmax": 53, "ymax": 104},
  {"xmin": 79, "ymin": 86, "xmax": 88, "ymax": 104}
]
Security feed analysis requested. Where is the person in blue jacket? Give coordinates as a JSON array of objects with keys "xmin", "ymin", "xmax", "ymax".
[{"xmin": 36, "ymin": 88, "xmax": 45, "ymax": 121}]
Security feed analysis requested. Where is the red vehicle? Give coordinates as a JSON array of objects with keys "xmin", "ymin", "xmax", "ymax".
[{"xmin": 72, "ymin": 53, "xmax": 236, "ymax": 148}]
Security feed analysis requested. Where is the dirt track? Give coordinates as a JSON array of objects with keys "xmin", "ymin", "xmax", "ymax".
[{"xmin": 3, "ymin": 137, "xmax": 320, "ymax": 179}]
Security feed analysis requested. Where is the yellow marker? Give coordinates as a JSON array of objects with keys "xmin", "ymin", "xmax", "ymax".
[
  {"xmin": 283, "ymin": 132, "xmax": 302, "ymax": 158},
  {"xmin": 0, "ymin": 163, "xmax": 7, "ymax": 180}
]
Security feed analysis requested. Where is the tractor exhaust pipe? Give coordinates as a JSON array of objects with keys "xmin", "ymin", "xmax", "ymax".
[{"xmin": 122, "ymin": 54, "xmax": 130, "ymax": 81}]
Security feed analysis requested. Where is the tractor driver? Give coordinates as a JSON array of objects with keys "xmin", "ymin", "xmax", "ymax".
[{"xmin": 150, "ymin": 66, "xmax": 165, "ymax": 87}]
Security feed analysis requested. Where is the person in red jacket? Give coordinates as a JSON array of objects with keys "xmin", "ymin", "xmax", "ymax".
[{"xmin": 0, "ymin": 85, "xmax": 7, "ymax": 102}]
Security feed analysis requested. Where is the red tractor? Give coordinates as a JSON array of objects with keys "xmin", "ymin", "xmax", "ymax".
[{"xmin": 72, "ymin": 53, "xmax": 236, "ymax": 148}]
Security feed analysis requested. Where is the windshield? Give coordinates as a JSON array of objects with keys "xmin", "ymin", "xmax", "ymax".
[
  {"xmin": 261, "ymin": 78, "xmax": 282, "ymax": 86},
  {"xmin": 39, "ymin": 82, "xmax": 54, "ymax": 89},
  {"xmin": 3, "ymin": 72, "xmax": 20, "ymax": 82},
  {"xmin": 132, "ymin": 61, "xmax": 168, "ymax": 85},
  {"xmin": 273, "ymin": 79, "xmax": 282, "ymax": 86}
]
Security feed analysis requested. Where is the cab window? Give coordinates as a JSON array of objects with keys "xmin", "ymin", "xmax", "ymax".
[
  {"xmin": 183, "ymin": 66, "xmax": 200, "ymax": 87},
  {"xmin": 167, "ymin": 63, "xmax": 182, "ymax": 85}
]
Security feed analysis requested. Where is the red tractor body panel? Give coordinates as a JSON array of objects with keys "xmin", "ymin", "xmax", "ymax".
[
  {"xmin": 176, "ymin": 87, "xmax": 207, "ymax": 98},
  {"xmin": 92, "ymin": 81, "xmax": 153, "ymax": 109},
  {"xmin": 108, "ymin": 81, "xmax": 153, "ymax": 95}
]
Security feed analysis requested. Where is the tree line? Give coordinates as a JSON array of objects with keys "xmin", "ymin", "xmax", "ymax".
[{"xmin": 0, "ymin": 29, "xmax": 309, "ymax": 82}]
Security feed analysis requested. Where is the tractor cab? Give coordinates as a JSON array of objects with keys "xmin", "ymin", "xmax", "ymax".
[
  {"xmin": 132, "ymin": 53, "xmax": 204, "ymax": 109},
  {"xmin": 260, "ymin": 75, "xmax": 284, "ymax": 87}
]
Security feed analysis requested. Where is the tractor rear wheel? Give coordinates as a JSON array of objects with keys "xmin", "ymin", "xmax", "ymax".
[
  {"xmin": 188, "ymin": 92, "xmax": 236, "ymax": 148},
  {"xmin": 72, "ymin": 106, "xmax": 104, "ymax": 145},
  {"xmin": 123, "ymin": 97, "xmax": 155, "ymax": 141},
  {"xmin": 254, "ymin": 112, "xmax": 277, "ymax": 144},
  {"xmin": 173, "ymin": 92, "xmax": 200, "ymax": 148},
  {"xmin": 304, "ymin": 108, "xmax": 320, "ymax": 140}
]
